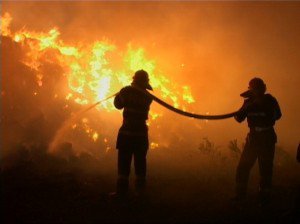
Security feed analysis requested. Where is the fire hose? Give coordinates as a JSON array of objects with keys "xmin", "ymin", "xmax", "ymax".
[
  {"xmin": 92, "ymin": 88, "xmax": 238, "ymax": 120},
  {"xmin": 142, "ymin": 89, "xmax": 238, "ymax": 120}
]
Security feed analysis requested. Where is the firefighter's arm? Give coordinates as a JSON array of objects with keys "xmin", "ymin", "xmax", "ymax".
[
  {"xmin": 114, "ymin": 90, "xmax": 125, "ymax": 110},
  {"xmin": 234, "ymin": 100, "xmax": 249, "ymax": 123},
  {"xmin": 273, "ymin": 98, "xmax": 282, "ymax": 120}
]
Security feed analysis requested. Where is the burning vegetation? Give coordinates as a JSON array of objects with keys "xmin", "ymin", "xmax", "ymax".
[
  {"xmin": 1, "ymin": 12, "xmax": 197, "ymax": 158},
  {"xmin": 1, "ymin": 3, "xmax": 300, "ymax": 223}
]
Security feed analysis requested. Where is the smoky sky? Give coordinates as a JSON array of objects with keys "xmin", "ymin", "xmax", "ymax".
[{"xmin": 2, "ymin": 1, "xmax": 300, "ymax": 150}]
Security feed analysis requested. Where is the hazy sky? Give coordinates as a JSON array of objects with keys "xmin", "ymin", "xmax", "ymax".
[{"xmin": 2, "ymin": 1, "xmax": 300, "ymax": 150}]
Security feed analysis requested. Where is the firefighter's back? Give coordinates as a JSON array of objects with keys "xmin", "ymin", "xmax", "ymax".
[{"xmin": 114, "ymin": 85, "xmax": 152, "ymax": 149}]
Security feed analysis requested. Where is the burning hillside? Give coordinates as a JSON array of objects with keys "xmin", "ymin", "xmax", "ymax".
[{"xmin": 1, "ymin": 12, "xmax": 198, "ymax": 157}]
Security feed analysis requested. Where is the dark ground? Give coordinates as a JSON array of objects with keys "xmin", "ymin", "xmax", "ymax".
[{"xmin": 1, "ymin": 145, "xmax": 300, "ymax": 224}]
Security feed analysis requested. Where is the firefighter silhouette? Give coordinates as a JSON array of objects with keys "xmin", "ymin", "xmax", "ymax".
[
  {"xmin": 110, "ymin": 70, "xmax": 153, "ymax": 199},
  {"xmin": 234, "ymin": 77, "xmax": 282, "ymax": 205}
]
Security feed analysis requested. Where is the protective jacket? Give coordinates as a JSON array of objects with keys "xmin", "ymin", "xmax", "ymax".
[
  {"xmin": 235, "ymin": 94, "xmax": 281, "ymax": 130},
  {"xmin": 114, "ymin": 85, "xmax": 152, "ymax": 149}
]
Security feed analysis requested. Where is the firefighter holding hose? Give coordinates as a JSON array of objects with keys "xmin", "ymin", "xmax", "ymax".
[
  {"xmin": 110, "ymin": 70, "xmax": 153, "ymax": 199},
  {"xmin": 233, "ymin": 77, "xmax": 282, "ymax": 205}
]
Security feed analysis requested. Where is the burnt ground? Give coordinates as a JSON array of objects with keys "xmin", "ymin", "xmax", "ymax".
[{"xmin": 1, "ymin": 145, "xmax": 300, "ymax": 224}]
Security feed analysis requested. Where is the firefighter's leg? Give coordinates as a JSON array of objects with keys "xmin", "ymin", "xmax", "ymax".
[
  {"xmin": 258, "ymin": 142, "xmax": 275, "ymax": 203},
  {"xmin": 235, "ymin": 137, "xmax": 257, "ymax": 198},
  {"xmin": 133, "ymin": 149, "xmax": 147, "ymax": 193},
  {"xmin": 116, "ymin": 148, "xmax": 133, "ymax": 196}
]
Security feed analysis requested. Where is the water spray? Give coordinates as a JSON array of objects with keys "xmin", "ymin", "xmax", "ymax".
[{"xmin": 48, "ymin": 93, "xmax": 117, "ymax": 153}]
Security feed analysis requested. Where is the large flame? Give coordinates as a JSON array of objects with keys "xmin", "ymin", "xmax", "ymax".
[{"xmin": 1, "ymin": 12, "xmax": 195, "ymax": 148}]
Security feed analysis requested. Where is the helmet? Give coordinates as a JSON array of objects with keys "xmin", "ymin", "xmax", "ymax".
[
  {"xmin": 132, "ymin": 70, "xmax": 153, "ymax": 90},
  {"xmin": 240, "ymin": 77, "xmax": 266, "ymax": 98},
  {"xmin": 249, "ymin": 77, "xmax": 266, "ymax": 92}
]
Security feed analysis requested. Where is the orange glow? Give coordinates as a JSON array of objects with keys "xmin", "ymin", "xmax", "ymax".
[
  {"xmin": 92, "ymin": 132, "xmax": 99, "ymax": 142},
  {"xmin": 1, "ymin": 12, "xmax": 196, "ymax": 145},
  {"xmin": 1, "ymin": 13, "xmax": 194, "ymax": 111},
  {"xmin": 150, "ymin": 142, "xmax": 159, "ymax": 149}
]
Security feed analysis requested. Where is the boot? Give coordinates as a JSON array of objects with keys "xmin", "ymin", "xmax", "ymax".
[
  {"xmin": 134, "ymin": 176, "xmax": 146, "ymax": 198},
  {"xmin": 258, "ymin": 187, "xmax": 271, "ymax": 207},
  {"xmin": 231, "ymin": 183, "xmax": 247, "ymax": 203},
  {"xmin": 109, "ymin": 175, "xmax": 129, "ymax": 200}
]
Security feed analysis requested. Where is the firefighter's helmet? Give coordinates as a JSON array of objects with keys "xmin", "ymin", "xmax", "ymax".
[
  {"xmin": 249, "ymin": 77, "xmax": 266, "ymax": 92},
  {"xmin": 241, "ymin": 77, "xmax": 266, "ymax": 98},
  {"xmin": 132, "ymin": 70, "xmax": 153, "ymax": 90}
]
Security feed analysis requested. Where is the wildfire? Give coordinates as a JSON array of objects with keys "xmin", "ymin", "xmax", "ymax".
[{"xmin": 1, "ymin": 12, "xmax": 196, "ymax": 147}]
